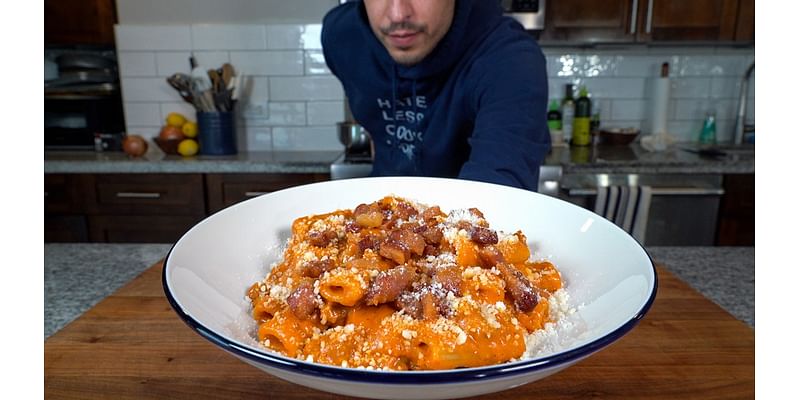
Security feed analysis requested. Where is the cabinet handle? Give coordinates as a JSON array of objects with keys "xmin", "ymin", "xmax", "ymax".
[
  {"xmin": 116, "ymin": 192, "xmax": 162, "ymax": 199},
  {"xmin": 630, "ymin": 0, "xmax": 639, "ymax": 34},
  {"xmin": 567, "ymin": 187, "xmax": 724, "ymax": 196},
  {"xmin": 645, "ymin": 0, "xmax": 654, "ymax": 33},
  {"xmin": 244, "ymin": 191, "xmax": 269, "ymax": 197}
]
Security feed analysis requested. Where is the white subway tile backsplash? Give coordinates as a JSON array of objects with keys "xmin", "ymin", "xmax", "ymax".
[
  {"xmin": 272, "ymin": 126, "xmax": 343, "ymax": 151},
  {"xmin": 115, "ymin": 25, "xmax": 192, "ymax": 51},
  {"xmin": 126, "ymin": 126, "xmax": 161, "ymax": 137},
  {"xmin": 194, "ymin": 52, "xmax": 232, "ymax": 71},
  {"xmin": 240, "ymin": 76, "xmax": 270, "ymax": 102},
  {"xmin": 305, "ymin": 50, "xmax": 330, "ymax": 75},
  {"xmin": 123, "ymin": 103, "xmax": 161, "ymax": 126},
  {"xmin": 121, "ymin": 78, "xmax": 177, "ymax": 102},
  {"xmin": 670, "ymin": 78, "xmax": 712, "ymax": 99},
  {"xmin": 243, "ymin": 127, "xmax": 273, "ymax": 151},
  {"xmin": 308, "ymin": 101, "xmax": 345, "ymax": 125},
  {"xmin": 160, "ymin": 103, "xmax": 198, "ymax": 123},
  {"xmin": 270, "ymin": 76, "xmax": 344, "ymax": 101},
  {"xmin": 710, "ymin": 77, "xmax": 741, "ymax": 99},
  {"xmin": 117, "ymin": 52, "xmax": 157, "ymax": 77},
  {"xmin": 115, "ymin": 22, "xmax": 753, "ymax": 150},
  {"xmin": 230, "ymin": 51, "xmax": 304, "ymax": 76},
  {"xmin": 587, "ymin": 78, "xmax": 646, "ymax": 99},
  {"xmin": 610, "ymin": 99, "xmax": 647, "ymax": 121},
  {"xmin": 191, "ymin": 25, "xmax": 266, "ymax": 50},
  {"xmin": 265, "ymin": 24, "xmax": 322, "ymax": 50},
  {"xmin": 156, "ymin": 52, "xmax": 191, "ymax": 76},
  {"xmin": 674, "ymin": 99, "xmax": 710, "ymax": 120}
]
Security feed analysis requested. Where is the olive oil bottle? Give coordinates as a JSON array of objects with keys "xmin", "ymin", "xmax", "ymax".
[{"xmin": 572, "ymin": 86, "xmax": 592, "ymax": 146}]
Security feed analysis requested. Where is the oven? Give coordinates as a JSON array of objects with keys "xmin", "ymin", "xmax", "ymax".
[{"xmin": 45, "ymin": 49, "xmax": 126, "ymax": 151}]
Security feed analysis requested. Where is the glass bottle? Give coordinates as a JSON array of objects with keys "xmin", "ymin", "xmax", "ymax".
[{"xmin": 698, "ymin": 112, "xmax": 717, "ymax": 144}]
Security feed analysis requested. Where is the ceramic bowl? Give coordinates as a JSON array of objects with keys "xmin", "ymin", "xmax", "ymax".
[
  {"xmin": 163, "ymin": 177, "xmax": 657, "ymax": 400},
  {"xmin": 599, "ymin": 128, "xmax": 640, "ymax": 145}
]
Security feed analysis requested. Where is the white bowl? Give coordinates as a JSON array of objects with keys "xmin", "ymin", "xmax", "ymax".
[{"xmin": 163, "ymin": 177, "xmax": 657, "ymax": 399}]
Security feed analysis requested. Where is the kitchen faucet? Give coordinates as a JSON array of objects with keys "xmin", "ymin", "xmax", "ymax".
[{"xmin": 732, "ymin": 62, "xmax": 755, "ymax": 144}]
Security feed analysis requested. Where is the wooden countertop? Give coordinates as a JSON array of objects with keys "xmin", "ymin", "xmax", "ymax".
[{"xmin": 44, "ymin": 261, "xmax": 754, "ymax": 399}]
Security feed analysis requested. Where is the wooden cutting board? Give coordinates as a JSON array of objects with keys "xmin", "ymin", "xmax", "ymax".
[{"xmin": 44, "ymin": 262, "xmax": 754, "ymax": 399}]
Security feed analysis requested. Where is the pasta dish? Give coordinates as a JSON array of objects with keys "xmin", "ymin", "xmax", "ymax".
[{"xmin": 246, "ymin": 196, "xmax": 565, "ymax": 370}]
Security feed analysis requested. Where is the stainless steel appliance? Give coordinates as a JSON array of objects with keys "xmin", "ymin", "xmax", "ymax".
[
  {"xmin": 557, "ymin": 172, "xmax": 725, "ymax": 246},
  {"xmin": 501, "ymin": 0, "xmax": 546, "ymax": 31},
  {"xmin": 330, "ymin": 99, "xmax": 374, "ymax": 179},
  {"xmin": 45, "ymin": 49, "xmax": 125, "ymax": 151}
]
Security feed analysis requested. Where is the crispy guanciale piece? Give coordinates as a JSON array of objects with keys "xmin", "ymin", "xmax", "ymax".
[
  {"xmin": 379, "ymin": 240, "xmax": 409, "ymax": 264},
  {"xmin": 497, "ymin": 263, "xmax": 539, "ymax": 312},
  {"xmin": 302, "ymin": 258, "xmax": 336, "ymax": 278},
  {"xmin": 433, "ymin": 265, "xmax": 462, "ymax": 296},
  {"xmin": 286, "ymin": 281, "xmax": 320, "ymax": 320},
  {"xmin": 308, "ymin": 229, "xmax": 339, "ymax": 247},
  {"xmin": 414, "ymin": 224, "xmax": 443, "ymax": 245},
  {"xmin": 470, "ymin": 226, "xmax": 498, "ymax": 245},
  {"xmin": 364, "ymin": 266, "xmax": 415, "ymax": 306},
  {"xmin": 354, "ymin": 203, "xmax": 383, "ymax": 228},
  {"xmin": 421, "ymin": 205, "xmax": 445, "ymax": 223},
  {"xmin": 393, "ymin": 201, "xmax": 419, "ymax": 220},
  {"xmin": 479, "ymin": 245, "xmax": 538, "ymax": 312},
  {"xmin": 477, "ymin": 244, "xmax": 505, "ymax": 267},
  {"xmin": 358, "ymin": 235, "xmax": 380, "ymax": 253}
]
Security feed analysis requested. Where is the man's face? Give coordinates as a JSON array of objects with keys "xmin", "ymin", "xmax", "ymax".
[{"xmin": 364, "ymin": 0, "xmax": 456, "ymax": 66}]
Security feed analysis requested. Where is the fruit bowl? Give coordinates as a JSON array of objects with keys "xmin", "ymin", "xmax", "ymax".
[
  {"xmin": 599, "ymin": 128, "xmax": 640, "ymax": 145},
  {"xmin": 153, "ymin": 137, "xmax": 182, "ymax": 155}
]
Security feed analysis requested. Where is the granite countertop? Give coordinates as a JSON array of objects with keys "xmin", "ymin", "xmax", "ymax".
[
  {"xmin": 44, "ymin": 143, "xmax": 753, "ymax": 175},
  {"xmin": 44, "ymin": 243, "xmax": 754, "ymax": 339},
  {"xmin": 545, "ymin": 142, "xmax": 755, "ymax": 174},
  {"xmin": 44, "ymin": 150, "xmax": 341, "ymax": 174}
]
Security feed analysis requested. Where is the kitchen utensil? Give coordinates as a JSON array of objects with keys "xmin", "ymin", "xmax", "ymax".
[
  {"xmin": 221, "ymin": 63, "xmax": 235, "ymax": 87},
  {"xmin": 190, "ymin": 55, "xmax": 212, "ymax": 92},
  {"xmin": 338, "ymin": 121, "xmax": 372, "ymax": 154},
  {"xmin": 166, "ymin": 74, "xmax": 196, "ymax": 105}
]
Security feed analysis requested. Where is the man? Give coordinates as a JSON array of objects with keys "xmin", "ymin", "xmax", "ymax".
[{"xmin": 322, "ymin": 0, "xmax": 550, "ymax": 191}]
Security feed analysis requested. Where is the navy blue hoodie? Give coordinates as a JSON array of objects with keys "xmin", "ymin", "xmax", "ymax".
[{"xmin": 322, "ymin": 0, "xmax": 550, "ymax": 191}]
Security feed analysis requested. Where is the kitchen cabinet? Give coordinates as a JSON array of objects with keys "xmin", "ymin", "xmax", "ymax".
[
  {"xmin": 205, "ymin": 173, "xmax": 329, "ymax": 214},
  {"xmin": 540, "ymin": 0, "xmax": 637, "ymax": 43},
  {"xmin": 44, "ymin": 172, "xmax": 331, "ymax": 244},
  {"xmin": 45, "ymin": 174, "xmax": 89, "ymax": 242},
  {"xmin": 45, "ymin": 0, "xmax": 117, "ymax": 45},
  {"xmin": 539, "ymin": 0, "xmax": 754, "ymax": 44},
  {"xmin": 715, "ymin": 174, "xmax": 754, "ymax": 246}
]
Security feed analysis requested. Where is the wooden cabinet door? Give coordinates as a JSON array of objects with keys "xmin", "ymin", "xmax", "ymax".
[
  {"xmin": 205, "ymin": 174, "xmax": 329, "ymax": 214},
  {"xmin": 540, "ymin": 0, "xmax": 638, "ymax": 44},
  {"xmin": 734, "ymin": 0, "xmax": 754, "ymax": 42},
  {"xmin": 45, "ymin": 0, "xmax": 117, "ymax": 45},
  {"xmin": 635, "ymin": 0, "xmax": 739, "ymax": 42}
]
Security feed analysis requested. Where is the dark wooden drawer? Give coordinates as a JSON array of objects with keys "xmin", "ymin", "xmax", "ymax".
[
  {"xmin": 205, "ymin": 173, "xmax": 328, "ymax": 213},
  {"xmin": 88, "ymin": 215, "xmax": 204, "ymax": 243},
  {"xmin": 85, "ymin": 174, "xmax": 206, "ymax": 215}
]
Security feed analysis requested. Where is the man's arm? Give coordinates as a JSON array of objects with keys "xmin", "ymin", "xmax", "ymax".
[{"xmin": 458, "ymin": 42, "xmax": 550, "ymax": 191}]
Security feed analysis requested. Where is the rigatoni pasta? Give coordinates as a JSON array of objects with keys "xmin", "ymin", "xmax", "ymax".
[{"xmin": 246, "ymin": 196, "xmax": 566, "ymax": 370}]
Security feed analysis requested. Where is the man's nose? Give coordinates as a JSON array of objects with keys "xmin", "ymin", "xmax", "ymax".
[{"xmin": 387, "ymin": 0, "xmax": 413, "ymax": 22}]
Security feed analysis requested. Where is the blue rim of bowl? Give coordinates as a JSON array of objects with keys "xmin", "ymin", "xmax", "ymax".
[{"xmin": 162, "ymin": 243, "xmax": 658, "ymax": 384}]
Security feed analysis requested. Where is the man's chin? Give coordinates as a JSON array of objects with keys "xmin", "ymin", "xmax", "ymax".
[{"xmin": 389, "ymin": 49, "xmax": 426, "ymax": 66}]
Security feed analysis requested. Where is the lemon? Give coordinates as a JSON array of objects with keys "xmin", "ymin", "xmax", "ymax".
[
  {"xmin": 166, "ymin": 112, "xmax": 187, "ymax": 128},
  {"xmin": 181, "ymin": 121, "xmax": 198, "ymax": 138},
  {"xmin": 177, "ymin": 139, "xmax": 199, "ymax": 156}
]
